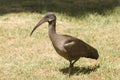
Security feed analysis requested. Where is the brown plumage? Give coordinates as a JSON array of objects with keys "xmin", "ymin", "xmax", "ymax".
[{"xmin": 30, "ymin": 12, "xmax": 99, "ymax": 76}]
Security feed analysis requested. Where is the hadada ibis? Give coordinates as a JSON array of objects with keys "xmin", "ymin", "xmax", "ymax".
[{"xmin": 30, "ymin": 12, "xmax": 99, "ymax": 77}]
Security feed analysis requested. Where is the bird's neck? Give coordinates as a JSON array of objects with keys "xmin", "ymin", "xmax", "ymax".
[{"xmin": 48, "ymin": 20, "xmax": 57, "ymax": 41}]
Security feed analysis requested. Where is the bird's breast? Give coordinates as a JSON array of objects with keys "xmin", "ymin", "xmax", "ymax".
[{"xmin": 51, "ymin": 39, "xmax": 71, "ymax": 60}]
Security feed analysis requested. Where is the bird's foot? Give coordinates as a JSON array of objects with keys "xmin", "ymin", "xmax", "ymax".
[{"xmin": 68, "ymin": 63, "xmax": 73, "ymax": 77}]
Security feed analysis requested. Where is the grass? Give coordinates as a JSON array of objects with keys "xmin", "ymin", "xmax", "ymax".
[{"xmin": 0, "ymin": 1, "xmax": 120, "ymax": 80}]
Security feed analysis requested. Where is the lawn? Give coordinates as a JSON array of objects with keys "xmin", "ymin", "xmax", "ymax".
[{"xmin": 0, "ymin": 0, "xmax": 120, "ymax": 80}]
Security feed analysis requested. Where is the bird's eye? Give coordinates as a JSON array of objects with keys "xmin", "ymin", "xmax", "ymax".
[
  {"xmin": 49, "ymin": 16, "xmax": 54, "ymax": 19},
  {"xmin": 47, "ymin": 16, "xmax": 54, "ymax": 22},
  {"xmin": 45, "ymin": 15, "xmax": 49, "ymax": 19}
]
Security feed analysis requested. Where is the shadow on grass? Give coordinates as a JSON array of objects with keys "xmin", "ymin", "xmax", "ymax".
[
  {"xmin": 0, "ymin": 0, "xmax": 120, "ymax": 17},
  {"xmin": 60, "ymin": 65, "xmax": 100, "ymax": 76}
]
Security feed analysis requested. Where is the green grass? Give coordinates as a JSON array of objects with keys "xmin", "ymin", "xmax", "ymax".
[{"xmin": 0, "ymin": 1, "xmax": 120, "ymax": 80}]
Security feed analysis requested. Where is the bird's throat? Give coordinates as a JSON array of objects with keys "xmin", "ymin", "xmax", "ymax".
[{"xmin": 48, "ymin": 20, "xmax": 57, "ymax": 41}]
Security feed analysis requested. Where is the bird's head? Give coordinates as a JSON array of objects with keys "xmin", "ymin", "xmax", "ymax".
[
  {"xmin": 44, "ymin": 12, "xmax": 56, "ymax": 23},
  {"xmin": 30, "ymin": 12, "xmax": 56, "ymax": 36}
]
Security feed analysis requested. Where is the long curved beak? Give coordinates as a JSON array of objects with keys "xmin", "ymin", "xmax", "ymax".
[{"xmin": 30, "ymin": 17, "xmax": 46, "ymax": 36}]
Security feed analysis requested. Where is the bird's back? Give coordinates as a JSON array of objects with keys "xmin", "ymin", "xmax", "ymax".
[{"xmin": 62, "ymin": 35, "xmax": 99, "ymax": 60}]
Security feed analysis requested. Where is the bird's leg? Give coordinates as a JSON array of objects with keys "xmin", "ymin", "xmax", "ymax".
[
  {"xmin": 68, "ymin": 61, "xmax": 73, "ymax": 77},
  {"xmin": 72, "ymin": 58, "xmax": 79, "ymax": 65},
  {"xmin": 68, "ymin": 59, "xmax": 79, "ymax": 77}
]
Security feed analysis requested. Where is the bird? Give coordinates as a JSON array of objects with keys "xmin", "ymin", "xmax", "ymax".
[{"xmin": 30, "ymin": 12, "xmax": 99, "ymax": 77}]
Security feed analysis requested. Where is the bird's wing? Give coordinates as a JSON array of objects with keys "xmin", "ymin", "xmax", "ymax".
[
  {"xmin": 63, "ymin": 37, "xmax": 99, "ymax": 60},
  {"xmin": 63, "ymin": 36, "xmax": 94, "ymax": 58}
]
